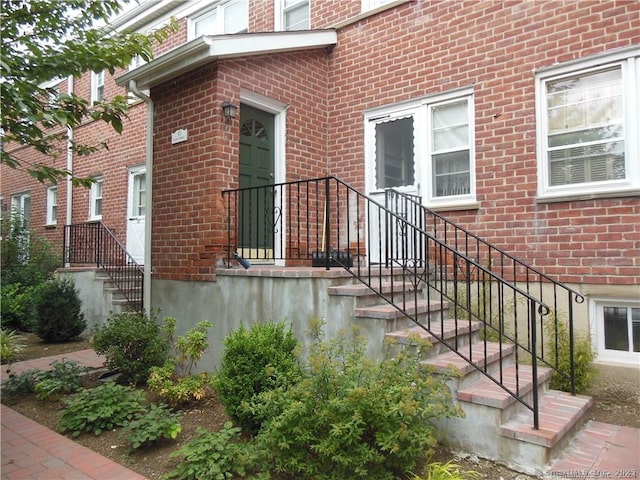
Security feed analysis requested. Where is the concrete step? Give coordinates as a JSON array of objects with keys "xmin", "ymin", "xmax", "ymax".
[
  {"xmin": 355, "ymin": 299, "xmax": 443, "ymax": 321},
  {"xmin": 500, "ymin": 389, "xmax": 592, "ymax": 448},
  {"xmin": 386, "ymin": 319, "xmax": 481, "ymax": 356},
  {"xmin": 457, "ymin": 364, "xmax": 552, "ymax": 410},
  {"xmin": 421, "ymin": 341, "xmax": 516, "ymax": 380}
]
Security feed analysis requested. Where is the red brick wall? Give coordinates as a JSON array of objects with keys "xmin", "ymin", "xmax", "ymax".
[
  {"xmin": 151, "ymin": 50, "xmax": 330, "ymax": 281},
  {"xmin": 323, "ymin": 0, "xmax": 640, "ymax": 285}
]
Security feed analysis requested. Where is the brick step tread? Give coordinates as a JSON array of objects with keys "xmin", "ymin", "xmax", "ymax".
[
  {"xmin": 355, "ymin": 300, "xmax": 445, "ymax": 319},
  {"xmin": 328, "ymin": 282, "xmax": 422, "ymax": 296},
  {"xmin": 421, "ymin": 341, "xmax": 516, "ymax": 376},
  {"xmin": 456, "ymin": 364, "xmax": 553, "ymax": 409},
  {"xmin": 386, "ymin": 319, "xmax": 481, "ymax": 344},
  {"xmin": 500, "ymin": 390, "xmax": 593, "ymax": 448}
]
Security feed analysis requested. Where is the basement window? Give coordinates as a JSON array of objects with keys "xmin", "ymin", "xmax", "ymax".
[{"xmin": 591, "ymin": 299, "xmax": 640, "ymax": 365}]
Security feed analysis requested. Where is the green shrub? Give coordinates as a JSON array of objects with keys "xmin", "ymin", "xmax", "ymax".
[
  {"xmin": 59, "ymin": 383, "xmax": 146, "ymax": 437},
  {"xmin": 34, "ymin": 360, "xmax": 90, "ymax": 399},
  {"xmin": 1, "ymin": 329, "xmax": 26, "ymax": 364},
  {"xmin": 545, "ymin": 317, "xmax": 595, "ymax": 393},
  {"xmin": 32, "ymin": 278, "xmax": 86, "ymax": 343},
  {"xmin": 214, "ymin": 321, "xmax": 301, "ymax": 432},
  {"xmin": 148, "ymin": 320, "xmax": 213, "ymax": 405},
  {"xmin": 0, "ymin": 284, "xmax": 37, "ymax": 332},
  {"xmin": 120, "ymin": 403, "xmax": 182, "ymax": 451},
  {"xmin": 1, "ymin": 369, "xmax": 41, "ymax": 399},
  {"xmin": 92, "ymin": 311, "xmax": 172, "ymax": 385},
  {"xmin": 165, "ymin": 422, "xmax": 263, "ymax": 480},
  {"xmin": 0, "ymin": 211, "xmax": 60, "ymax": 288},
  {"xmin": 248, "ymin": 320, "xmax": 463, "ymax": 480}
]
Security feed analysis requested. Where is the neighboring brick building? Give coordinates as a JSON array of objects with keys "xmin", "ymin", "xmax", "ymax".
[{"xmin": 2, "ymin": 0, "xmax": 638, "ymax": 368}]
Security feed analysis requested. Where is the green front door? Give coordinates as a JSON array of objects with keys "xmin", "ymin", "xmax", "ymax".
[{"xmin": 238, "ymin": 104, "xmax": 275, "ymax": 260}]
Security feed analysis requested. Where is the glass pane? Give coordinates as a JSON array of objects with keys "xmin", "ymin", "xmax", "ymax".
[
  {"xmin": 432, "ymin": 100, "xmax": 468, "ymax": 151},
  {"xmin": 548, "ymin": 141, "xmax": 625, "ymax": 186},
  {"xmin": 134, "ymin": 174, "xmax": 146, "ymax": 217},
  {"xmin": 546, "ymin": 68, "xmax": 624, "ymax": 187},
  {"xmin": 195, "ymin": 11, "xmax": 217, "ymax": 36},
  {"xmin": 433, "ymin": 151, "xmax": 470, "ymax": 197},
  {"xmin": 375, "ymin": 117, "xmax": 414, "ymax": 189},
  {"xmin": 225, "ymin": 0, "xmax": 248, "ymax": 33},
  {"xmin": 603, "ymin": 306, "xmax": 629, "ymax": 351},
  {"xmin": 285, "ymin": 1, "xmax": 309, "ymax": 30}
]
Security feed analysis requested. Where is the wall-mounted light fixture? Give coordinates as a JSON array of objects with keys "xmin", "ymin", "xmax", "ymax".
[{"xmin": 221, "ymin": 101, "xmax": 238, "ymax": 119}]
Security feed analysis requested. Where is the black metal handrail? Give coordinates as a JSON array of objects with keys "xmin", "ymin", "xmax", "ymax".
[
  {"xmin": 63, "ymin": 222, "xmax": 143, "ymax": 311},
  {"xmin": 384, "ymin": 188, "xmax": 584, "ymax": 393},
  {"xmin": 223, "ymin": 176, "xmax": 583, "ymax": 429}
]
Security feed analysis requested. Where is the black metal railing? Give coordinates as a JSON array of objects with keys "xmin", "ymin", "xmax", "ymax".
[
  {"xmin": 384, "ymin": 188, "xmax": 585, "ymax": 394},
  {"xmin": 223, "ymin": 176, "xmax": 583, "ymax": 429},
  {"xmin": 63, "ymin": 222, "xmax": 143, "ymax": 311}
]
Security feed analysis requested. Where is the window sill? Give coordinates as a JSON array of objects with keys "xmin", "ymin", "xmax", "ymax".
[
  {"xmin": 44, "ymin": 224, "xmax": 57, "ymax": 229},
  {"xmin": 332, "ymin": 0, "xmax": 414, "ymax": 30},
  {"xmin": 536, "ymin": 188, "xmax": 640, "ymax": 204},
  {"xmin": 427, "ymin": 201, "xmax": 480, "ymax": 213}
]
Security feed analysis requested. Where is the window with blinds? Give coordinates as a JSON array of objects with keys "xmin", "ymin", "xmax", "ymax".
[
  {"xmin": 536, "ymin": 48, "xmax": 639, "ymax": 199},
  {"xmin": 546, "ymin": 68, "xmax": 624, "ymax": 187}
]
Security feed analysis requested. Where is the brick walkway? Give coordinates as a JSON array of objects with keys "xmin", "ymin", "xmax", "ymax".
[{"xmin": 1, "ymin": 350, "xmax": 146, "ymax": 480}]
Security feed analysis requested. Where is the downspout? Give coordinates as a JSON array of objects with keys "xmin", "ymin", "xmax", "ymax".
[
  {"xmin": 128, "ymin": 80, "xmax": 153, "ymax": 313},
  {"xmin": 65, "ymin": 75, "xmax": 74, "ymax": 267}
]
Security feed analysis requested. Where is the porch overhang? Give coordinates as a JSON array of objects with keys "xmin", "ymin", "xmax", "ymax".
[{"xmin": 116, "ymin": 30, "xmax": 338, "ymax": 90}]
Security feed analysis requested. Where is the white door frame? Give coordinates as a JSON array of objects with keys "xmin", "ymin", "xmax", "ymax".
[{"xmin": 126, "ymin": 164, "xmax": 146, "ymax": 265}]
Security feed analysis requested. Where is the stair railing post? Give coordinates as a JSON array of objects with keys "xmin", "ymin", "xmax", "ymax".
[
  {"xmin": 530, "ymin": 297, "xmax": 539, "ymax": 430},
  {"xmin": 568, "ymin": 293, "xmax": 576, "ymax": 395},
  {"xmin": 324, "ymin": 177, "xmax": 331, "ymax": 270}
]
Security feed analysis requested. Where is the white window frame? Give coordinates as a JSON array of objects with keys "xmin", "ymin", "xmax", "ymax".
[
  {"xmin": 11, "ymin": 192, "xmax": 30, "ymax": 229},
  {"xmin": 46, "ymin": 186, "xmax": 57, "ymax": 226},
  {"xmin": 187, "ymin": 0, "xmax": 248, "ymax": 40},
  {"xmin": 89, "ymin": 177, "xmax": 103, "ymax": 220},
  {"xmin": 91, "ymin": 70, "xmax": 105, "ymax": 104},
  {"xmin": 590, "ymin": 297, "xmax": 640, "ymax": 365},
  {"xmin": 535, "ymin": 47, "xmax": 640, "ymax": 200},
  {"xmin": 361, "ymin": 0, "xmax": 395, "ymax": 12},
  {"xmin": 275, "ymin": 0, "xmax": 310, "ymax": 31},
  {"xmin": 365, "ymin": 88, "xmax": 476, "ymax": 208}
]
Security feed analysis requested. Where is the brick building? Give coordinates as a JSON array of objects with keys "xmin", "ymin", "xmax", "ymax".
[{"xmin": 2, "ymin": 0, "xmax": 638, "ymax": 370}]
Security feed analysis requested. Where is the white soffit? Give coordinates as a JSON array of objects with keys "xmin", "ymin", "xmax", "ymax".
[{"xmin": 116, "ymin": 30, "xmax": 337, "ymax": 89}]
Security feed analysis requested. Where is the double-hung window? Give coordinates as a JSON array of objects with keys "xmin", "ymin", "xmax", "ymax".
[
  {"xmin": 91, "ymin": 70, "xmax": 105, "ymax": 104},
  {"xmin": 591, "ymin": 299, "xmax": 640, "ymax": 365},
  {"xmin": 536, "ymin": 47, "xmax": 640, "ymax": 199},
  {"xmin": 189, "ymin": 0, "xmax": 248, "ymax": 39},
  {"xmin": 46, "ymin": 186, "xmax": 57, "ymax": 226},
  {"xmin": 276, "ymin": 0, "xmax": 309, "ymax": 31},
  {"xmin": 11, "ymin": 192, "xmax": 30, "ymax": 230},
  {"xmin": 365, "ymin": 88, "xmax": 476, "ymax": 208},
  {"xmin": 89, "ymin": 177, "xmax": 103, "ymax": 220}
]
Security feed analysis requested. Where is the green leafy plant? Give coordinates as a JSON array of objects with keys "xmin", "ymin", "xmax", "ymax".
[
  {"xmin": 34, "ymin": 359, "xmax": 90, "ymax": 400},
  {"xmin": 0, "ymin": 369, "xmax": 41, "ymax": 399},
  {"xmin": 59, "ymin": 383, "xmax": 146, "ymax": 437},
  {"xmin": 120, "ymin": 403, "xmax": 182, "ymax": 451},
  {"xmin": 1, "ymin": 329, "xmax": 26, "ymax": 365},
  {"xmin": 214, "ymin": 321, "xmax": 301, "ymax": 432},
  {"xmin": 0, "ymin": 212, "xmax": 60, "ymax": 289},
  {"xmin": 410, "ymin": 460, "xmax": 480, "ymax": 480},
  {"xmin": 545, "ymin": 316, "xmax": 596, "ymax": 393},
  {"xmin": 247, "ymin": 320, "xmax": 463, "ymax": 480},
  {"xmin": 0, "ymin": 284, "xmax": 36, "ymax": 332},
  {"xmin": 148, "ymin": 320, "xmax": 213, "ymax": 405},
  {"xmin": 92, "ymin": 311, "xmax": 172, "ymax": 385},
  {"xmin": 32, "ymin": 278, "xmax": 86, "ymax": 343},
  {"xmin": 165, "ymin": 422, "xmax": 262, "ymax": 480}
]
